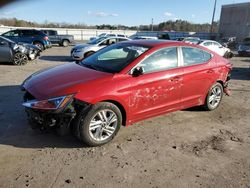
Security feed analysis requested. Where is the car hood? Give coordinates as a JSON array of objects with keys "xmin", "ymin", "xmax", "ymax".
[
  {"xmin": 18, "ymin": 42, "xmax": 41, "ymax": 51},
  {"xmin": 23, "ymin": 63, "xmax": 112, "ymax": 100}
]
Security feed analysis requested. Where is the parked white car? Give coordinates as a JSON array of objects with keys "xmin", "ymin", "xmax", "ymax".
[
  {"xmin": 131, "ymin": 36, "xmax": 158, "ymax": 40},
  {"xmin": 90, "ymin": 33, "xmax": 127, "ymax": 41},
  {"xmin": 71, "ymin": 36, "xmax": 130, "ymax": 61},
  {"xmin": 183, "ymin": 37, "xmax": 201, "ymax": 44},
  {"xmin": 198, "ymin": 40, "xmax": 232, "ymax": 57}
]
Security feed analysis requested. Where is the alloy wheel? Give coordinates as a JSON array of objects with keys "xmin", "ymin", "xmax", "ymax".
[
  {"xmin": 89, "ymin": 109, "xmax": 117, "ymax": 142},
  {"xmin": 208, "ymin": 85, "xmax": 222, "ymax": 109},
  {"xmin": 13, "ymin": 53, "xmax": 28, "ymax": 65}
]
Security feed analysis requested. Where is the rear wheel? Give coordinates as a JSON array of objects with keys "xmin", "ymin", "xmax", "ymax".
[
  {"xmin": 33, "ymin": 42, "xmax": 44, "ymax": 51},
  {"xmin": 204, "ymin": 83, "xmax": 223, "ymax": 111},
  {"xmin": 13, "ymin": 52, "xmax": 28, "ymax": 65},
  {"xmin": 74, "ymin": 102, "xmax": 122, "ymax": 146},
  {"xmin": 62, "ymin": 40, "xmax": 69, "ymax": 47}
]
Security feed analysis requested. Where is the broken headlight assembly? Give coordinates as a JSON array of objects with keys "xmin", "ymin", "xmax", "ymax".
[{"xmin": 22, "ymin": 94, "xmax": 74, "ymax": 110}]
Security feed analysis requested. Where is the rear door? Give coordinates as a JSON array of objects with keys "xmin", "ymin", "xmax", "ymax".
[
  {"xmin": 180, "ymin": 46, "xmax": 216, "ymax": 108},
  {"xmin": 19, "ymin": 30, "xmax": 33, "ymax": 43}
]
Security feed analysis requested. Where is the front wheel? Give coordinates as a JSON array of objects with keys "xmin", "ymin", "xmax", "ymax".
[
  {"xmin": 204, "ymin": 83, "xmax": 223, "ymax": 111},
  {"xmin": 13, "ymin": 52, "xmax": 28, "ymax": 65},
  {"xmin": 74, "ymin": 102, "xmax": 122, "ymax": 146}
]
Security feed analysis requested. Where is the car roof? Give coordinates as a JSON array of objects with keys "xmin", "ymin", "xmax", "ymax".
[
  {"xmin": 120, "ymin": 39, "xmax": 216, "ymax": 53},
  {"xmin": 106, "ymin": 36, "xmax": 129, "ymax": 39},
  {"xmin": 201, "ymin": 40, "xmax": 218, "ymax": 43},
  {"xmin": 122, "ymin": 39, "xmax": 187, "ymax": 47}
]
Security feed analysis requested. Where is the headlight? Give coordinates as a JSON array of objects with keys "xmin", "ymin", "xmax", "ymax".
[
  {"xmin": 13, "ymin": 44, "xmax": 19, "ymax": 50},
  {"xmin": 18, "ymin": 45, "xmax": 27, "ymax": 53},
  {"xmin": 22, "ymin": 94, "xmax": 74, "ymax": 110},
  {"xmin": 13, "ymin": 44, "xmax": 27, "ymax": 53}
]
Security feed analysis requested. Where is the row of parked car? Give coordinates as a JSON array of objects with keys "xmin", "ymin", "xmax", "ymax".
[
  {"xmin": 0, "ymin": 29, "xmax": 75, "ymax": 65},
  {"xmin": 1, "ymin": 28, "xmax": 249, "ymax": 65},
  {"xmin": 70, "ymin": 35, "xmax": 235, "ymax": 62}
]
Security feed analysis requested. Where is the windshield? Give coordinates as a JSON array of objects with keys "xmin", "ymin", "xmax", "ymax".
[
  {"xmin": 98, "ymin": 33, "xmax": 107, "ymax": 37},
  {"xmin": 80, "ymin": 43, "xmax": 150, "ymax": 73},
  {"xmin": 87, "ymin": 37, "xmax": 108, "ymax": 44}
]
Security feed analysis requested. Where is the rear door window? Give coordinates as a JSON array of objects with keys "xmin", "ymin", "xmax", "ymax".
[
  {"xmin": 21, "ymin": 30, "xmax": 33, "ymax": 36},
  {"xmin": 182, "ymin": 47, "xmax": 212, "ymax": 66}
]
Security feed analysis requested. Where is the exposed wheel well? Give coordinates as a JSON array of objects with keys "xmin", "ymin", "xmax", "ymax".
[
  {"xmin": 216, "ymin": 80, "xmax": 224, "ymax": 87},
  {"xmin": 102, "ymin": 100, "xmax": 126, "ymax": 126},
  {"xmin": 62, "ymin": 39, "xmax": 70, "ymax": 43},
  {"xmin": 84, "ymin": 51, "xmax": 95, "ymax": 58},
  {"xmin": 33, "ymin": 40, "xmax": 43, "ymax": 46}
]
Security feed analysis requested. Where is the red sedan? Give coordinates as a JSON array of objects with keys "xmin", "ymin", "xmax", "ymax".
[{"xmin": 21, "ymin": 40, "xmax": 232, "ymax": 146}]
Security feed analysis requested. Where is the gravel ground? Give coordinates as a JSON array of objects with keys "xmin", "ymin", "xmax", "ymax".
[{"xmin": 0, "ymin": 47, "xmax": 249, "ymax": 188}]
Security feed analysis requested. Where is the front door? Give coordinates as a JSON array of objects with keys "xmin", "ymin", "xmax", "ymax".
[
  {"xmin": 128, "ymin": 47, "xmax": 183, "ymax": 122},
  {"xmin": 0, "ymin": 40, "xmax": 11, "ymax": 62}
]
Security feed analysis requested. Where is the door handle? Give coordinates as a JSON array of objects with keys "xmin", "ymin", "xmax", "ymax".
[
  {"xmin": 207, "ymin": 69, "xmax": 214, "ymax": 74},
  {"xmin": 170, "ymin": 76, "xmax": 181, "ymax": 82}
]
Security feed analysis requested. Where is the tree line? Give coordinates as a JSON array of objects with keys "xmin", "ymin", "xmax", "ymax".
[{"xmin": 0, "ymin": 18, "xmax": 218, "ymax": 32}]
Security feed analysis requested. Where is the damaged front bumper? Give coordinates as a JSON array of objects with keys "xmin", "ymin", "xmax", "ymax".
[
  {"xmin": 22, "ymin": 90, "xmax": 89, "ymax": 135},
  {"xmin": 28, "ymin": 49, "xmax": 40, "ymax": 60},
  {"xmin": 25, "ymin": 107, "xmax": 75, "ymax": 131}
]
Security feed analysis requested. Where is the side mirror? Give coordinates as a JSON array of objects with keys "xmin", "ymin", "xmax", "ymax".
[{"xmin": 132, "ymin": 66, "xmax": 144, "ymax": 77}]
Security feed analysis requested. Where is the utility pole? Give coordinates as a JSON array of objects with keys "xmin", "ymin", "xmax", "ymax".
[
  {"xmin": 210, "ymin": 0, "xmax": 217, "ymax": 34},
  {"xmin": 151, "ymin": 18, "xmax": 154, "ymax": 31}
]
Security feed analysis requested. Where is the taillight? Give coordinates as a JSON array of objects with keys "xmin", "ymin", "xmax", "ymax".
[{"xmin": 44, "ymin": 36, "xmax": 49, "ymax": 40}]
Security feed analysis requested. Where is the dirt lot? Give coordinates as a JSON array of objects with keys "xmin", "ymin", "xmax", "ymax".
[{"xmin": 0, "ymin": 47, "xmax": 249, "ymax": 188}]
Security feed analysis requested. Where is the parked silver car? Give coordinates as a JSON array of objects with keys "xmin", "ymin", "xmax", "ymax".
[{"xmin": 71, "ymin": 36, "xmax": 130, "ymax": 61}]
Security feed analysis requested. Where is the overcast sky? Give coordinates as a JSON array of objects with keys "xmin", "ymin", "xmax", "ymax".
[{"xmin": 0, "ymin": 0, "xmax": 249, "ymax": 26}]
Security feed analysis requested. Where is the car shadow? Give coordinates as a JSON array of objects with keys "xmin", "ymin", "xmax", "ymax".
[
  {"xmin": 231, "ymin": 67, "xmax": 250, "ymax": 81},
  {"xmin": 0, "ymin": 62, "xmax": 15, "ymax": 66},
  {"xmin": 39, "ymin": 56, "xmax": 73, "ymax": 62},
  {"xmin": 0, "ymin": 85, "xmax": 86, "ymax": 149},
  {"xmin": 182, "ymin": 106, "xmax": 205, "ymax": 112},
  {"xmin": 241, "ymin": 59, "xmax": 250, "ymax": 63}
]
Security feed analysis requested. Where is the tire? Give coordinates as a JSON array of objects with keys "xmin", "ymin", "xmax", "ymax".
[
  {"xmin": 84, "ymin": 51, "xmax": 95, "ymax": 58},
  {"xmin": 33, "ymin": 42, "xmax": 44, "ymax": 51},
  {"xmin": 204, "ymin": 83, "xmax": 223, "ymax": 111},
  {"xmin": 13, "ymin": 52, "xmax": 28, "ymax": 65},
  {"xmin": 224, "ymin": 51, "xmax": 233, "ymax": 59},
  {"xmin": 62, "ymin": 40, "xmax": 69, "ymax": 47},
  {"xmin": 74, "ymin": 102, "xmax": 122, "ymax": 146}
]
